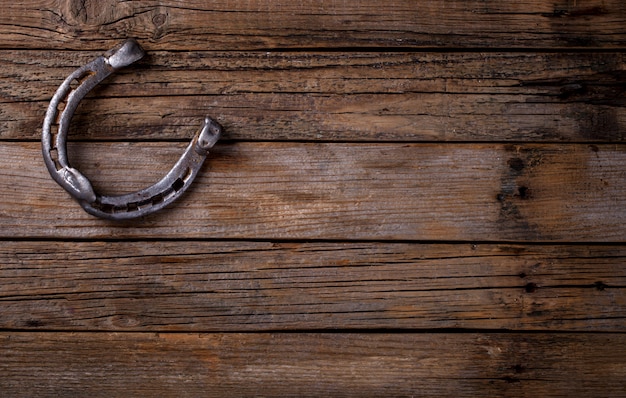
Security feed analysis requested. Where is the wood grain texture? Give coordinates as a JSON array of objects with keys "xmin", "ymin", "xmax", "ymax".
[
  {"xmin": 2, "ymin": 332, "xmax": 626, "ymax": 397},
  {"xmin": 1, "ymin": 142, "xmax": 623, "ymax": 241},
  {"xmin": 2, "ymin": 1, "xmax": 625, "ymax": 395},
  {"xmin": 1, "ymin": 241, "xmax": 624, "ymax": 331},
  {"xmin": 3, "ymin": 51, "xmax": 626, "ymax": 142},
  {"xmin": 1, "ymin": 0, "xmax": 625, "ymax": 50}
]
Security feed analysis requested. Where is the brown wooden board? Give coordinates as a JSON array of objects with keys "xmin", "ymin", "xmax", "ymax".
[
  {"xmin": 1, "ymin": 142, "xmax": 624, "ymax": 241},
  {"xmin": 1, "ymin": 0, "xmax": 626, "ymax": 50},
  {"xmin": 1, "ymin": 242, "xmax": 624, "ymax": 332},
  {"xmin": 2, "ymin": 51, "xmax": 626, "ymax": 142},
  {"xmin": 2, "ymin": 332, "xmax": 626, "ymax": 397}
]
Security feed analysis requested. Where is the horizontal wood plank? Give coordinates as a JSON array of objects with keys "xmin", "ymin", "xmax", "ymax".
[
  {"xmin": 2, "ymin": 332, "xmax": 625, "ymax": 397},
  {"xmin": 1, "ymin": 0, "xmax": 626, "ymax": 50},
  {"xmin": 0, "ymin": 142, "xmax": 624, "ymax": 241},
  {"xmin": 1, "ymin": 242, "xmax": 624, "ymax": 331},
  {"xmin": 2, "ymin": 51, "xmax": 626, "ymax": 141}
]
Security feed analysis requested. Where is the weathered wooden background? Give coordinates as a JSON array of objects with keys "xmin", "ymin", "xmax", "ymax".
[{"xmin": 1, "ymin": 1, "xmax": 625, "ymax": 396}]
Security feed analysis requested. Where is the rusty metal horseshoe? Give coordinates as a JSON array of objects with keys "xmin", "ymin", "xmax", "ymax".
[{"xmin": 42, "ymin": 39, "xmax": 222, "ymax": 220}]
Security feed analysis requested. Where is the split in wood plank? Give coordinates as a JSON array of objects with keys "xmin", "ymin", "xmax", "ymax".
[
  {"xmin": 2, "ymin": 51, "xmax": 626, "ymax": 141},
  {"xmin": 1, "ymin": 0, "xmax": 626, "ymax": 50}
]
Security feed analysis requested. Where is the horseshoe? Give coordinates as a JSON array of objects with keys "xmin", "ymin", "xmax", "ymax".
[{"xmin": 42, "ymin": 39, "xmax": 222, "ymax": 220}]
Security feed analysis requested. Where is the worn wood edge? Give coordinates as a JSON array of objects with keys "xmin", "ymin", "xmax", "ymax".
[
  {"xmin": 1, "ymin": 142, "xmax": 624, "ymax": 242},
  {"xmin": 1, "ymin": 241, "xmax": 624, "ymax": 331},
  {"xmin": 2, "ymin": 51, "xmax": 625, "ymax": 142},
  {"xmin": 2, "ymin": 0, "xmax": 626, "ymax": 50},
  {"xmin": 1, "ymin": 332, "xmax": 625, "ymax": 397}
]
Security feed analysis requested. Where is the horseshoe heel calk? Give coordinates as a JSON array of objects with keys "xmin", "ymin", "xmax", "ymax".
[
  {"xmin": 196, "ymin": 117, "xmax": 223, "ymax": 154},
  {"xmin": 59, "ymin": 167, "xmax": 97, "ymax": 204},
  {"xmin": 42, "ymin": 39, "xmax": 221, "ymax": 220},
  {"xmin": 106, "ymin": 39, "xmax": 146, "ymax": 69}
]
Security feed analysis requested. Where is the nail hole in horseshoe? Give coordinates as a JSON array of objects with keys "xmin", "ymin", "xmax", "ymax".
[
  {"xmin": 113, "ymin": 205, "xmax": 128, "ymax": 213},
  {"xmin": 49, "ymin": 123, "xmax": 59, "ymax": 142},
  {"xmin": 54, "ymin": 107, "xmax": 63, "ymax": 125},
  {"xmin": 49, "ymin": 148, "xmax": 60, "ymax": 169},
  {"xmin": 182, "ymin": 167, "xmax": 192, "ymax": 181},
  {"xmin": 69, "ymin": 79, "xmax": 80, "ymax": 91},
  {"xmin": 74, "ymin": 71, "xmax": 95, "ymax": 87},
  {"xmin": 67, "ymin": 72, "xmax": 94, "ymax": 98},
  {"xmin": 48, "ymin": 124, "xmax": 61, "ymax": 170},
  {"xmin": 151, "ymin": 193, "xmax": 164, "ymax": 205},
  {"xmin": 161, "ymin": 187, "xmax": 175, "ymax": 200},
  {"xmin": 136, "ymin": 198, "xmax": 153, "ymax": 208},
  {"xmin": 98, "ymin": 202, "xmax": 114, "ymax": 214},
  {"xmin": 170, "ymin": 167, "xmax": 192, "ymax": 192},
  {"xmin": 172, "ymin": 178, "xmax": 185, "ymax": 192},
  {"xmin": 48, "ymin": 124, "xmax": 59, "ymax": 160}
]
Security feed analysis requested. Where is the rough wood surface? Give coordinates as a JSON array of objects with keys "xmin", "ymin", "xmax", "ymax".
[
  {"xmin": 1, "ymin": 142, "xmax": 623, "ymax": 241},
  {"xmin": 2, "ymin": 332, "xmax": 626, "ymax": 397},
  {"xmin": 2, "ymin": 1, "xmax": 625, "ymax": 396},
  {"xmin": 3, "ymin": 51, "xmax": 626, "ymax": 142},
  {"xmin": 1, "ymin": 0, "xmax": 626, "ymax": 50},
  {"xmin": 1, "ymin": 242, "xmax": 624, "ymax": 331}
]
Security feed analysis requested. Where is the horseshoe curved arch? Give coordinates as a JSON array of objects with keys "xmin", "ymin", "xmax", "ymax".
[{"xmin": 42, "ymin": 39, "xmax": 222, "ymax": 220}]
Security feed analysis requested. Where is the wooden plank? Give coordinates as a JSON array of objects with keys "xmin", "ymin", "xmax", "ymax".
[
  {"xmin": 3, "ymin": 51, "xmax": 626, "ymax": 142},
  {"xmin": 2, "ymin": 332, "xmax": 625, "ymax": 397},
  {"xmin": 0, "ymin": 142, "xmax": 624, "ymax": 241},
  {"xmin": 1, "ymin": 1, "xmax": 626, "ymax": 50},
  {"xmin": 1, "ymin": 242, "xmax": 625, "ymax": 331}
]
